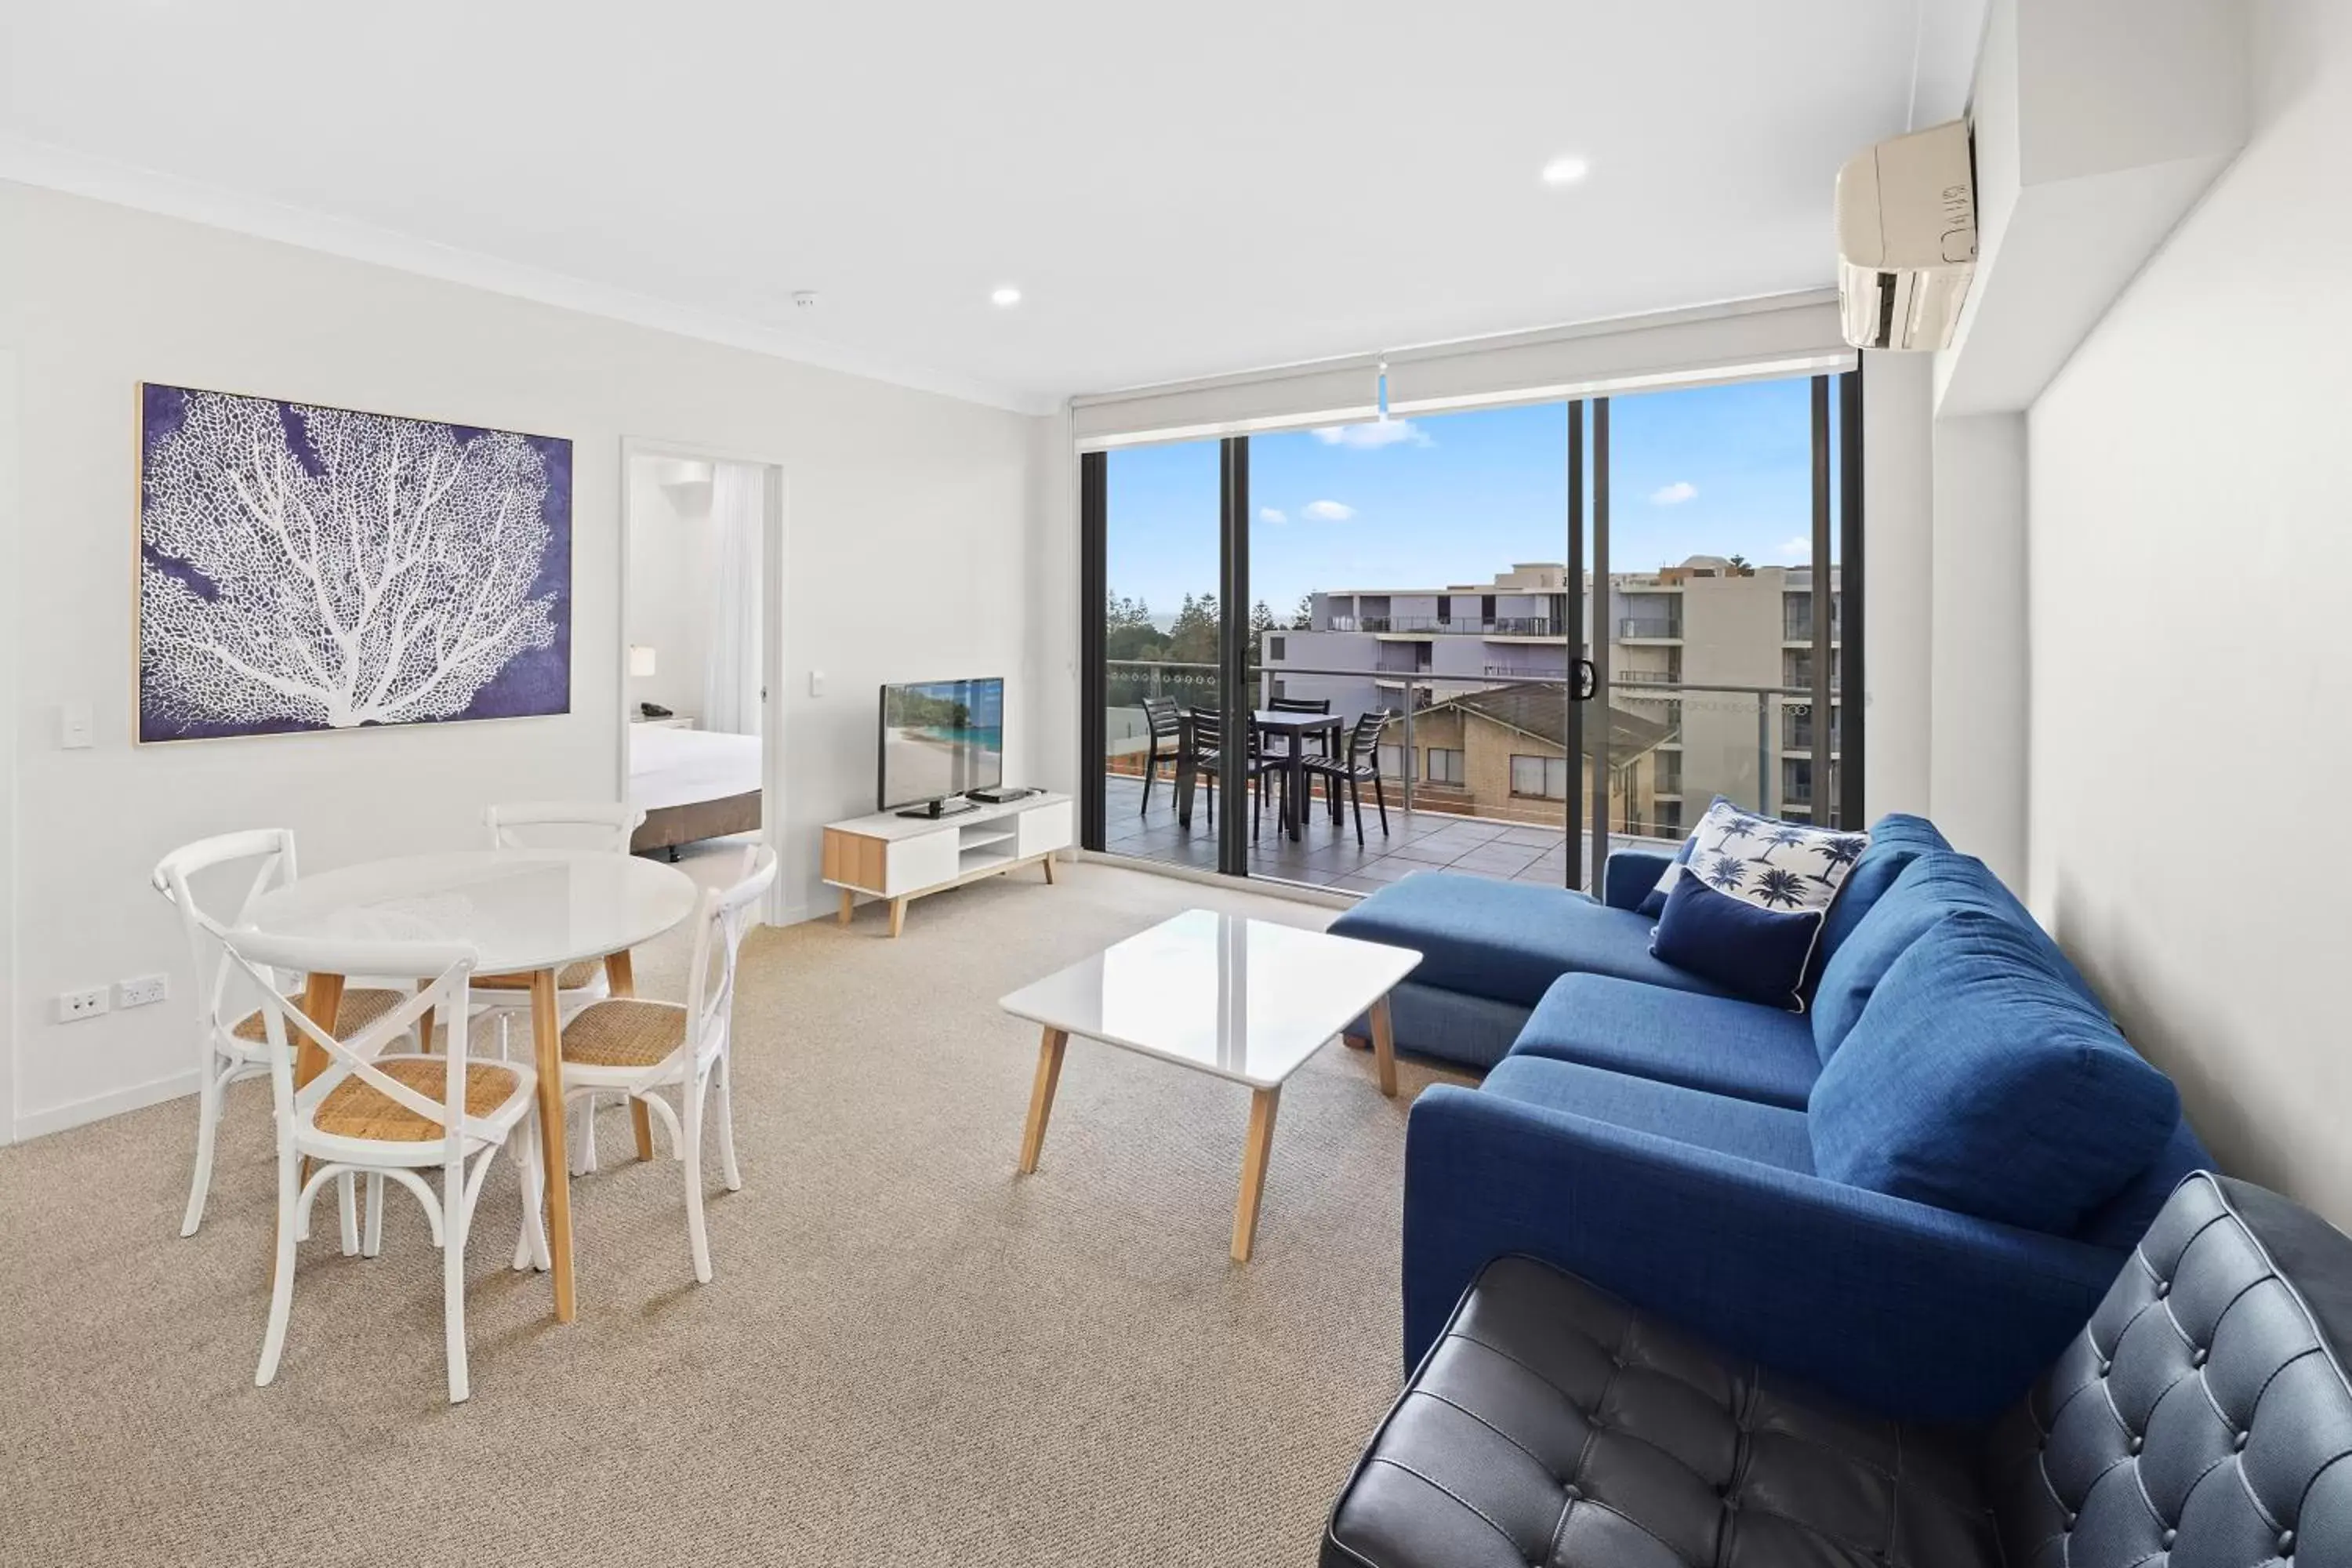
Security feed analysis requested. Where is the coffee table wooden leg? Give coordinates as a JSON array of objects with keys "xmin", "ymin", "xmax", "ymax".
[
  {"xmin": 604, "ymin": 951, "xmax": 655, "ymax": 1161},
  {"xmin": 530, "ymin": 968, "xmax": 576, "ymax": 1323},
  {"xmin": 1042, "ymin": 855, "xmax": 1058, "ymax": 885},
  {"xmin": 1369, "ymin": 996, "xmax": 1399, "ymax": 1098},
  {"xmin": 1232, "ymin": 1086, "xmax": 1281, "ymax": 1263},
  {"xmin": 837, "ymin": 887, "xmax": 855, "ymax": 925},
  {"xmin": 887, "ymin": 897, "xmax": 908, "ymax": 938},
  {"xmin": 1017, "ymin": 1028, "xmax": 1069, "ymax": 1174}
]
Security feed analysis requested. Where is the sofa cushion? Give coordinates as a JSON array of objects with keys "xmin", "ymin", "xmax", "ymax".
[
  {"xmin": 1813, "ymin": 851, "xmax": 2105, "ymax": 1063},
  {"xmin": 1650, "ymin": 870, "xmax": 1825, "ymax": 1012},
  {"xmin": 1637, "ymin": 795, "xmax": 1869, "ymax": 920},
  {"xmin": 1324, "ymin": 1252, "xmax": 1998, "ymax": 1568},
  {"xmin": 1483, "ymin": 1054, "xmax": 1814, "ymax": 1171},
  {"xmin": 1329, "ymin": 873, "xmax": 1732, "ymax": 1011},
  {"xmin": 1809, "ymin": 913, "xmax": 2181, "ymax": 1235},
  {"xmin": 1511, "ymin": 973, "xmax": 1821, "ymax": 1109},
  {"xmin": 1817, "ymin": 812, "xmax": 1949, "ymax": 967}
]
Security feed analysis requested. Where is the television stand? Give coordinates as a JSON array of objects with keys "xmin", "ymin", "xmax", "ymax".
[{"xmin": 822, "ymin": 791, "xmax": 1073, "ymax": 938}]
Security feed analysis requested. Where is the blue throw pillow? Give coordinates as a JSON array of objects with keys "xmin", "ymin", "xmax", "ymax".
[
  {"xmin": 1809, "ymin": 912, "xmax": 2180, "ymax": 1236},
  {"xmin": 1650, "ymin": 872, "xmax": 1824, "ymax": 1012}
]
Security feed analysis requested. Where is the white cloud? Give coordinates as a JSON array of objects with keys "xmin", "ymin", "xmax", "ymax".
[
  {"xmin": 1311, "ymin": 419, "xmax": 1432, "ymax": 450},
  {"xmin": 1778, "ymin": 535, "xmax": 1809, "ymax": 557},
  {"xmin": 1301, "ymin": 499, "xmax": 1356, "ymax": 522},
  {"xmin": 1259, "ymin": 507, "xmax": 1287, "ymax": 524},
  {"xmin": 1649, "ymin": 481, "xmax": 1697, "ymax": 505}
]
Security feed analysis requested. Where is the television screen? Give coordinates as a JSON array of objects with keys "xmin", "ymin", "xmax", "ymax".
[{"xmin": 879, "ymin": 677, "xmax": 1004, "ymax": 809}]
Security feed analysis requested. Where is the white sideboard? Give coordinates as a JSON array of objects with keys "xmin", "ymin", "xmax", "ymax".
[{"xmin": 821, "ymin": 792, "xmax": 1073, "ymax": 937}]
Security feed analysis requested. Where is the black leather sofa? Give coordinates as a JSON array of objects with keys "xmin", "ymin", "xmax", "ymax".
[{"xmin": 1324, "ymin": 1172, "xmax": 2352, "ymax": 1568}]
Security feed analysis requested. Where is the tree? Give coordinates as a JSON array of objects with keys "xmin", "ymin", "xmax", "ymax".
[
  {"xmin": 1726, "ymin": 553, "xmax": 1753, "ymax": 575},
  {"xmin": 140, "ymin": 389, "xmax": 558, "ymax": 731},
  {"xmin": 1292, "ymin": 593, "xmax": 1313, "ymax": 630},
  {"xmin": 1168, "ymin": 591, "xmax": 1219, "ymax": 664},
  {"xmin": 1247, "ymin": 598, "xmax": 1278, "ymax": 666}
]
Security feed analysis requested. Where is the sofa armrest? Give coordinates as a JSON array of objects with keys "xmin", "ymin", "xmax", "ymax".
[
  {"xmin": 1403, "ymin": 1084, "xmax": 2128, "ymax": 1422},
  {"xmin": 1601, "ymin": 848, "xmax": 1674, "ymax": 910}
]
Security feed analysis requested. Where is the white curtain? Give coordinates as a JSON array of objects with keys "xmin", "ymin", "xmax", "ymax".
[{"xmin": 701, "ymin": 463, "xmax": 764, "ymax": 736}]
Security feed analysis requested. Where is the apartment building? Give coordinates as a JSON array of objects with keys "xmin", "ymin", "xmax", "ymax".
[{"xmin": 1265, "ymin": 556, "xmax": 1842, "ymax": 833}]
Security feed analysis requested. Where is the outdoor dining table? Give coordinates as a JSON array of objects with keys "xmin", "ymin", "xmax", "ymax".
[
  {"xmin": 238, "ymin": 848, "xmax": 699, "ymax": 1323},
  {"xmin": 1176, "ymin": 708, "xmax": 1346, "ymax": 843}
]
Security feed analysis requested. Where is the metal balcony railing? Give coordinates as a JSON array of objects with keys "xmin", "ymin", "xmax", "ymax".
[{"xmin": 1325, "ymin": 615, "xmax": 1562, "ymax": 637}]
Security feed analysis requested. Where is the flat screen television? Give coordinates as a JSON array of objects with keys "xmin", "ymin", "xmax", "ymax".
[{"xmin": 878, "ymin": 677, "xmax": 1004, "ymax": 811}]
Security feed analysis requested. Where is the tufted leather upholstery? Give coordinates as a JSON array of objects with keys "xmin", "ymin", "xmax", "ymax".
[{"xmin": 1327, "ymin": 1174, "xmax": 2352, "ymax": 1568}]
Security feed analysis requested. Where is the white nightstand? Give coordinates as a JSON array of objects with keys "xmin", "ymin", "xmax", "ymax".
[{"xmin": 630, "ymin": 713, "xmax": 697, "ymax": 731}]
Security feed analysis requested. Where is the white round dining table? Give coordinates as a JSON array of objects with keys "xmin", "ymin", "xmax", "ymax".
[{"xmin": 241, "ymin": 848, "xmax": 699, "ymax": 1323}]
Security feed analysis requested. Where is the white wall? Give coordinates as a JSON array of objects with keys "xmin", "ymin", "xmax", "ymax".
[
  {"xmin": 1927, "ymin": 412, "xmax": 2030, "ymax": 885},
  {"xmin": 2025, "ymin": 0, "xmax": 2350, "ymax": 1219},
  {"xmin": 623, "ymin": 459, "xmax": 718, "ymax": 720},
  {"xmin": 1860, "ymin": 352, "xmax": 1934, "ymax": 818},
  {"xmin": 0, "ymin": 182, "xmax": 1051, "ymax": 1138}
]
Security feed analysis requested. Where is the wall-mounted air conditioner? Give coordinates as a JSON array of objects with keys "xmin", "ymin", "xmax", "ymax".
[{"xmin": 1835, "ymin": 119, "xmax": 1978, "ymax": 350}]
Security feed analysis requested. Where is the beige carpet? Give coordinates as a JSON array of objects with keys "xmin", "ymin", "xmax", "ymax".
[{"xmin": 0, "ymin": 861, "xmax": 1472, "ymax": 1567}]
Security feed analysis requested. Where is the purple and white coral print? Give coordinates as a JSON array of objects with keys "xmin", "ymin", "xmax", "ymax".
[{"xmin": 137, "ymin": 383, "xmax": 572, "ymax": 742}]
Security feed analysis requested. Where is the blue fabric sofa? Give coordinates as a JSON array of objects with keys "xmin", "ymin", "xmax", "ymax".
[{"xmin": 1327, "ymin": 814, "xmax": 2213, "ymax": 1422}]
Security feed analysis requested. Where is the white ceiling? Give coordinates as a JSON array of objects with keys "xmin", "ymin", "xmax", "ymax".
[{"xmin": 0, "ymin": 0, "xmax": 1985, "ymax": 413}]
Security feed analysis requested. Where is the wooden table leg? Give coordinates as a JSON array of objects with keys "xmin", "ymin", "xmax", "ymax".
[
  {"xmin": 1232, "ymin": 1086, "xmax": 1281, "ymax": 1263},
  {"xmin": 1042, "ymin": 855, "xmax": 1058, "ymax": 885},
  {"xmin": 603, "ymin": 951, "xmax": 655, "ymax": 1162},
  {"xmin": 837, "ymin": 887, "xmax": 855, "ymax": 925},
  {"xmin": 1369, "ymin": 995, "xmax": 1399, "ymax": 1098},
  {"xmin": 887, "ymin": 897, "xmax": 908, "ymax": 938},
  {"xmin": 1016, "ymin": 1028, "xmax": 1069, "ymax": 1174},
  {"xmin": 529, "ymin": 968, "xmax": 576, "ymax": 1323}
]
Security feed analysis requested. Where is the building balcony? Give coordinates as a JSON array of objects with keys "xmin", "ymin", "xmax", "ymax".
[
  {"xmin": 1327, "ymin": 615, "xmax": 1563, "ymax": 637},
  {"xmin": 1617, "ymin": 618, "xmax": 1682, "ymax": 641}
]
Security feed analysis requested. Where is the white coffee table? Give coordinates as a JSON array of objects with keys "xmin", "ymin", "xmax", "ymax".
[{"xmin": 997, "ymin": 909, "xmax": 1421, "ymax": 1261}]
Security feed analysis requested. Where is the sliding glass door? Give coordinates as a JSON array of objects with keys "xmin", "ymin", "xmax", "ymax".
[{"xmin": 1079, "ymin": 368, "xmax": 1862, "ymax": 893}]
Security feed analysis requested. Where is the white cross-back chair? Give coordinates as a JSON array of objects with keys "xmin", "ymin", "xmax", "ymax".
[
  {"xmin": 474, "ymin": 800, "xmax": 646, "ymax": 1172},
  {"xmin": 555, "ymin": 844, "xmax": 775, "ymax": 1283},
  {"xmin": 220, "ymin": 923, "xmax": 545, "ymax": 1403},
  {"xmin": 152, "ymin": 829, "xmax": 419, "ymax": 1238}
]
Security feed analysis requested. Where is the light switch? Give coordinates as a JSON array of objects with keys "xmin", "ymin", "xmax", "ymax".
[
  {"xmin": 808, "ymin": 670, "xmax": 826, "ymax": 698},
  {"xmin": 59, "ymin": 702, "xmax": 94, "ymax": 750}
]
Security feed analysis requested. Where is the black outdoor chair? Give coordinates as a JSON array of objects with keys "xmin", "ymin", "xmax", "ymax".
[
  {"xmin": 1304, "ymin": 710, "xmax": 1393, "ymax": 847},
  {"xmin": 1264, "ymin": 695, "xmax": 1334, "ymax": 811},
  {"xmin": 1185, "ymin": 706, "xmax": 1287, "ymax": 837},
  {"xmin": 1138, "ymin": 696, "xmax": 1182, "ymax": 815}
]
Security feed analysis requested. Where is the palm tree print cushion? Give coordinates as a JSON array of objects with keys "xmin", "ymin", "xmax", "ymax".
[
  {"xmin": 1639, "ymin": 797, "xmax": 1869, "ymax": 919},
  {"xmin": 1642, "ymin": 798, "xmax": 1872, "ymax": 1011}
]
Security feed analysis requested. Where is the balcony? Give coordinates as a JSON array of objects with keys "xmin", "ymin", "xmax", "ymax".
[
  {"xmin": 1617, "ymin": 617, "xmax": 1682, "ymax": 641},
  {"xmin": 1327, "ymin": 615, "xmax": 1561, "ymax": 637}
]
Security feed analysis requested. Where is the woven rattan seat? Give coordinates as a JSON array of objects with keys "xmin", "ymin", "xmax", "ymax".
[
  {"xmin": 474, "ymin": 957, "xmax": 604, "ymax": 991},
  {"xmin": 312, "ymin": 1058, "xmax": 526, "ymax": 1142},
  {"xmin": 561, "ymin": 999, "xmax": 688, "ymax": 1069},
  {"xmin": 232, "ymin": 985, "xmax": 407, "ymax": 1044}
]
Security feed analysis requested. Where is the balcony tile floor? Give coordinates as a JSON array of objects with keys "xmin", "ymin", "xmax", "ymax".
[{"xmin": 1100, "ymin": 775, "xmax": 1657, "ymax": 895}]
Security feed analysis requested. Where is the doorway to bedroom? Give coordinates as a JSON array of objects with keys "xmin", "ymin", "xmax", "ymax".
[{"xmin": 619, "ymin": 442, "xmax": 784, "ymax": 909}]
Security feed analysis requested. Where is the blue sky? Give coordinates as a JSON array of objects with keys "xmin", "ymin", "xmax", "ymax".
[{"xmin": 1105, "ymin": 376, "xmax": 1836, "ymax": 623}]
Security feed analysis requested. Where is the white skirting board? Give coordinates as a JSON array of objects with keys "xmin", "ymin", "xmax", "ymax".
[{"xmin": 16, "ymin": 1067, "xmax": 201, "ymax": 1143}]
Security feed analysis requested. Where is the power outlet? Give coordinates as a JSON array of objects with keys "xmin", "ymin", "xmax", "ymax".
[
  {"xmin": 117, "ymin": 974, "xmax": 169, "ymax": 1010},
  {"xmin": 55, "ymin": 987, "xmax": 110, "ymax": 1024}
]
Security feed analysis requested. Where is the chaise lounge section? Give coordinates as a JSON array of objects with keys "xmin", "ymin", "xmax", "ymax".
[{"xmin": 1330, "ymin": 813, "xmax": 2213, "ymax": 1420}]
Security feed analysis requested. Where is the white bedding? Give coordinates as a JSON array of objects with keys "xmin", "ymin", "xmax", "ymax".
[{"xmin": 629, "ymin": 724, "xmax": 763, "ymax": 813}]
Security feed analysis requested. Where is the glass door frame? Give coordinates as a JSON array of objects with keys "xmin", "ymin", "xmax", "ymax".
[{"xmin": 1079, "ymin": 367, "xmax": 1864, "ymax": 886}]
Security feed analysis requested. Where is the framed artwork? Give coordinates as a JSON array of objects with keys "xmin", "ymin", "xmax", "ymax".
[{"xmin": 136, "ymin": 382, "xmax": 573, "ymax": 742}]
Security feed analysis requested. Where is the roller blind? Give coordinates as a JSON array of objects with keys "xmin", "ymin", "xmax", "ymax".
[{"xmin": 1069, "ymin": 291, "xmax": 1853, "ymax": 449}]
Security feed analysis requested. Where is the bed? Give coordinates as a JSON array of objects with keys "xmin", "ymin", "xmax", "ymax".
[{"xmin": 628, "ymin": 724, "xmax": 763, "ymax": 858}]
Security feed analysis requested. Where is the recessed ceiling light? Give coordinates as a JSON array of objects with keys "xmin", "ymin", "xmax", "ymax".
[
  {"xmin": 990, "ymin": 286, "xmax": 1022, "ymax": 307},
  {"xmin": 1541, "ymin": 154, "xmax": 1591, "ymax": 187}
]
